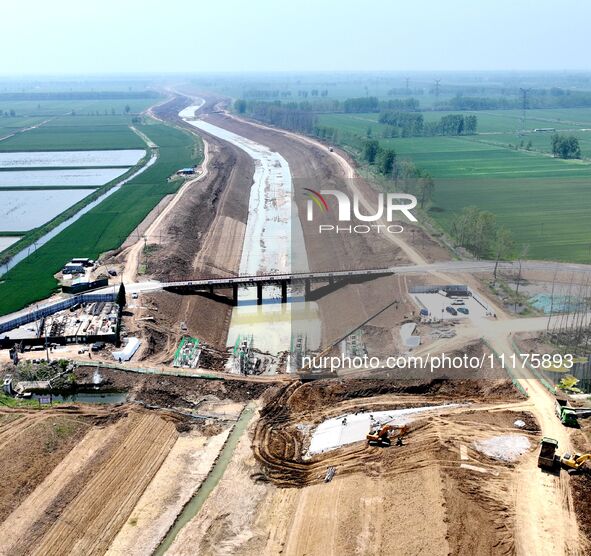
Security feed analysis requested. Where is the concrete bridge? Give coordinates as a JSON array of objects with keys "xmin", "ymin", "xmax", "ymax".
[{"xmin": 163, "ymin": 268, "xmax": 394, "ymax": 305}]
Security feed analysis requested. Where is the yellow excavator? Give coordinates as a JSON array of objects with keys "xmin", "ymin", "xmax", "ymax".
[
  {"xmin": 367, "ymin": 423, "xmax": 408, "ymax": 447},
  {"xmin": 560, "ymin": 452, "xmax": 591, "ymax": 473}
]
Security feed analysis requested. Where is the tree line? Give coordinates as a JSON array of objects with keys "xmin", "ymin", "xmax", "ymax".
[
  {"xmin": 438, "ymin": 90, "xmax": 591, "ymax": 111},
  {"xmin": 0, "ymin": 91, "xmax": 158, "ymax": 101},
  {"xmin": 551, "ymin": 134, "xmax": 581, "ymax": 159},
  {"xmin": 362, "ymin": 140, "xmax": 435, "ymax": 208},
  {"xmin": 378, "ymin": 112, "xmax": 477, "ymax": 137},
  {"xmin": 450, "ymin": 206, "xmax": 514, "ymax": 266},
  {"xmin": 242, "ymin": 89, "xmax": 330, "ymax": 99},
  {"xmin": 234, "ymin": 100, "xmax": 316, "ymax": 134}
]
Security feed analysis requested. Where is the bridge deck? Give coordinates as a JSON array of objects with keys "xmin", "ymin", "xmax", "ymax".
[{"xmin": 163, "ymin": 268, "xmax": 394, "ymax": 289}]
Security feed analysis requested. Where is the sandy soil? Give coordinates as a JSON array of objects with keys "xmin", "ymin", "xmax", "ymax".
[
  {"xmin": 0, "ymin": 407, "xmax": 181, "ymax": 556},
  {"xmin": 0, "ymin": 410, "xmax": 92, "ymax": 526},
  {"xmin": 107, "ymin": 428, "xmax": 231, "ymax": 556}
]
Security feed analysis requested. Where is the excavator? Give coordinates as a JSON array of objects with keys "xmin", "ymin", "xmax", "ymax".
[
  {"xmin": 537, "ymin": 438, "xmax": 590, "ymax": 473},
  {"xmin": 560, "ymin": 452, "xmax": 591, "ymax": 473},
  {"xmin": 367, "ymin": 423, "xmax": 408, "ymax": 447}
]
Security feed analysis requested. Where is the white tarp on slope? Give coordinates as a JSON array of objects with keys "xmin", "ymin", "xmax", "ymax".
[
  {"xmin": 113, "ymin": 337, "xmax": 140, "ymax": 362},
  {"xmin": 307, "ymin": 403, "xmax": 462, "ymax": 457}
]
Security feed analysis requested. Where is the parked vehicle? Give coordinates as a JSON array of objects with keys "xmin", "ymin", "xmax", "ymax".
[
  {"xmin": 457, "ymin": 307, "xmax": 469, "ymax": 315},
  {"xmin": 445, "ymin": 306, "xmax": 457, "ymax": 316},
  {"xmin": 538, "ymin": 437, "xmax": 559, "ymax": 470}
]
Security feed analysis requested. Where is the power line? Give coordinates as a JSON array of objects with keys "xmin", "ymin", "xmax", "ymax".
[{"xmin": 519, "ymin": 87, "xmax": 532, "ymax": 133}]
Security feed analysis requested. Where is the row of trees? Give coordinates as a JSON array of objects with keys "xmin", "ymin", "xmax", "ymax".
[
  {"xmin": 450, "ymin": 206, "xmax": 514, "ymax": 263},
  {"xmin": 234, "ymin": 100, "xmax": 316, "ymax": 134},
  {"xmin": 439, "ymin": 91, "xmax": 591, "ymax": 111},
  {"xmin": 343, "ymin": 96, "xmax": 420, "ymax": 113},
  {"xmin": 551, "ymin": 134, "xmax": 581, "ymax": 159},
  {"xmin": 378, "ymin": 112, "xmax": 477, "ymax": 137},
  {"xmin": 242, "ymin": 89, "xmax": 330, "ymax": 99},
  {"xmin": 0, "ymin": 91, "xmax": 157, "ymax": 101},
  {"xmin": 362, "ymin": 140, "xmax": 435, "ymax": 208}
]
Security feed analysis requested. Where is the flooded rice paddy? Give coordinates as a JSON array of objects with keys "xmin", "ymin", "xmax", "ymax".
[
  {"xmin": 0, "ymin": 149, "xmax": 145, "ymax": 168},
  {"xmin": 0, "ymin": 236, "xmax": 20, "ymax": 251},
  {"xmin": 0, "ymin": 189, "xmax": 91, "ymax": 231},
  {"xmin": 0, "ymin": 167, "xmax": 129, "ymax": 187}
]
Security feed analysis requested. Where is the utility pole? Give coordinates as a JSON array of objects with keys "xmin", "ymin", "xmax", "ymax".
[
  {"xmin": 520, "ymin": 88, "xmax": 531, "ymax": 133},
  {"xmin": 434, "ymin": 80, "xmax": 441, "ymax": 97},
  {"xmin": 405, "ymin": 77, "xmax": 410, "ymax": 92}
]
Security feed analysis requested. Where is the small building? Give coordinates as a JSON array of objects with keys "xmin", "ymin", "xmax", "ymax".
[
  {"xmin": 70, "ymin": 258, "xmax": 94, "ymax": 267},
  {"xmin": 62, "ymin": 264, "xmax": 85, "ymax": 275},
  {"xmin": 177, "ymin": 167, "xmax": 195, "ymax": 175}
]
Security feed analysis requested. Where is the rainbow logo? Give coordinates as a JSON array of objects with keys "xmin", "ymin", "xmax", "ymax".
[{"xmin": 303, "ymin": 188, "xmax": 329, "ymax": 213}]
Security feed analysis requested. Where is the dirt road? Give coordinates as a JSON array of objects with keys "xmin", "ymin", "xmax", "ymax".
[{"xmin": 121, "ymin": 137, "xmax": 211, "ymax": 284}]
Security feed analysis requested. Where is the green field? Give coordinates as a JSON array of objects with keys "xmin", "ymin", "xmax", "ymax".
[
  {"xmin": 0, "ymin": 97, "xmax": 158, "ymax": 117},
  {"xmin": 0, "ymin": 115, "xmax": 145, "ymax": 151},
  {"xmin": 0, "ymin": 120, "xmax": 202, "ymax": 315},
  {"xmin": 318, "ymin": 110, "xmax": 591, "ymax": 262}
]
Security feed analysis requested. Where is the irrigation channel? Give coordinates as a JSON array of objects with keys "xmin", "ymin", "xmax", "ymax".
[
  {"xmin": 0, "ymin": 136, "xmax": 158, "ymax": 277},
  {"xmin": 153, "ymin": 404, "xmax": 255, "ymax": 555},
  {"xmin": 180, "ymin": 104, "xmax": 321, "ymax": 354}
]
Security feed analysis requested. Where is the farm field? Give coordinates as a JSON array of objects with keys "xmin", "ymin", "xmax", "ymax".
[
  {"xmin": 0, "ymin": 121, "xmax": 145, "ymax": 151},
  {"xmin": 318, "ymin": 110, "xmax": 591, "ymax": 262},
  {"xmin": 0, "ymin": 189, "xmax": 92, "ymax": 232},
  {"xmin": 0, "ymin": 97, "xmax": 159, "ymax": 116},
  {"xmin": 0, "ymin": 149, "xmax": 145, "ymax": 168},
  {"xmin": 0, "ymin": 120, "xmax": 201, "ymax": 315},
  {"xmin": 0, "ymin": 167, "xmax": 131, "ymax": 187}
]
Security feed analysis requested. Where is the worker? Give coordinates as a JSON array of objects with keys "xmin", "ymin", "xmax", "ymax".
[
  {"xmin": 396, "ymin": 437, "xmax": 403, "ymax": 447},
  {"xmin": 342, "ymin": 417, "xmax": 347, "ymax": 426}
]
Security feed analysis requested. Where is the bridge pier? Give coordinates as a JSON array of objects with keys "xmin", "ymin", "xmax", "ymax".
[
  {"xmin": 281, "ymin": 280, "xmax": 288, "ymax": 303},
  {"xmin": 304, "ymin": 279, "xmax": 311, "ymax": 300},
  {"xmin": 257, "ymin": 283, "xmax": 263, "ymax": 305},
  {"xmin": 232, "ymin": 283, "xmax": 238, "ymax": 306}
]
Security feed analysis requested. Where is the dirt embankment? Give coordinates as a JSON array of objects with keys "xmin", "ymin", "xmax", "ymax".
[
  {"xmin": 127, "ymin": 97, "xmax": 254, "ymax": 356},
  {"xmin": 75, "ymin": 365, "xmax": 271, "ymax": 409}
]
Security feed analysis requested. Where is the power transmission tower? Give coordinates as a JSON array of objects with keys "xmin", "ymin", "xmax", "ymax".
[
  {"xmin": 405, "ymin": 77, "xmax": 410, "ymax": 92},
  {"xmin": 520, "ymin": 88, "xmax": 531, "ymax": 133},
  {"xmin": 434, "ymin": 80, "xmax": 441, "ymax": 97}
]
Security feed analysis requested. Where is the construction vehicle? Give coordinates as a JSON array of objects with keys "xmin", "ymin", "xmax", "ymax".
[
  {"xmin": 538, "ymin": 437, "xmax": 560, "ymax": 470},
  {"xmin": 555, "ymin": 399, "xmax": 591, "ymax": 427},
  {"xmin": 367, "ymin": 423, "xmax": 408, "ymax": 447},
  {"xmin": 560, "ymin": 452, "xmax": 591, "ymax": 473}
]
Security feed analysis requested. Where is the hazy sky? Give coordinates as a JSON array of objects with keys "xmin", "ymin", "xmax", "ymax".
[{"xmin": 5, "ymin": 0, "xmax": 591, "ymax": 74}]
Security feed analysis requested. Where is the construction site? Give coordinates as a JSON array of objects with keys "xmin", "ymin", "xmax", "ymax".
[{"xmin": 0, "ymin": 92, "xmax": 590, "ymax": 556}]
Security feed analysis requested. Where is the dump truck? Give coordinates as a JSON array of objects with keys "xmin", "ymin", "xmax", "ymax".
[
  {"xmin": 538, "ymin": 437, "xmax": 560, "ymax": 470},
  {"xmin": 556, "ymin": 399, "xmax": 579, "ymax": 427}
]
